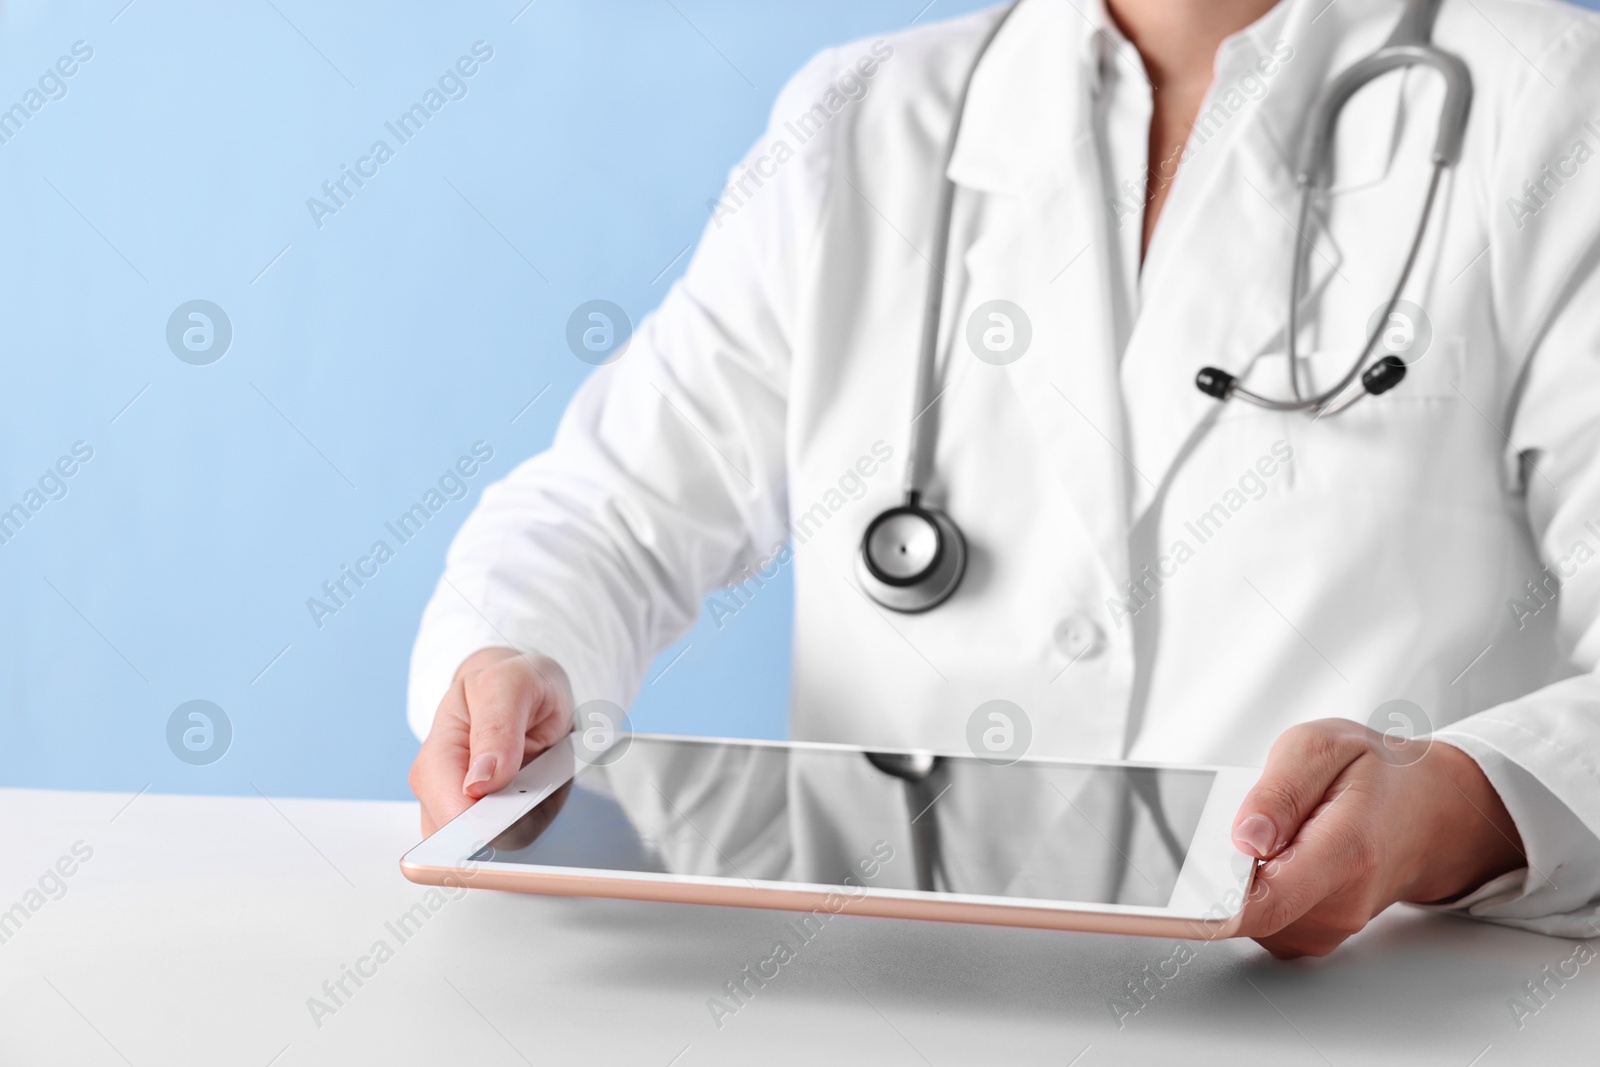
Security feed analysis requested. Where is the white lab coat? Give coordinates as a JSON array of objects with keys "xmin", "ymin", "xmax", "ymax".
[{"xmin": 411, "ymin": 0, "xmax": 1600, "ymax": 935}]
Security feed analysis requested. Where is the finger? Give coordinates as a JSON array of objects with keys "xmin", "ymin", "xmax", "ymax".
[
  {"xmin": 1235, "ymin": 788, "xmax": 1378, "ymax": 940},
  {"xmin": 410, "ymin": 679, "xmax": 473, "ymax": 835},
  {"xmin": 1252, "ymin": 908, "xmax": 1367, "ymax": 959},
  {"xmin": 1232, "ymin": 720, "xmax": 1367, "ymax": 859},
  {"xmin": 1253, "ymin": 930, "xmax": 1344, "ymax": 960},
  {"xmin": 1251, "ymin": 875, "xmax": 1382, "ymax": 958},
  {"xmin": 462, "ymin": 659, "xmax": 541, "ymax": 799},
  {"xmin": 523, "ymin": 656, "xmax": 575, "ymax": 752}
]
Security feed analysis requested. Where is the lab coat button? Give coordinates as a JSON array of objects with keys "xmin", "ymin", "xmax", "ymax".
[{"xmin": 1053, "ymin": 615, "xmax": 1105, "ymax": 661}]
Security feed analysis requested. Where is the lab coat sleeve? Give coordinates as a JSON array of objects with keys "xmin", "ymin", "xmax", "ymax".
[
  {"xmin": 405, "ymin": 51, "xmax": 845, "ymax": 739},
  {"xmin": 1424, "ymin": 18, "xmax": 1600, "ymax": 936}
]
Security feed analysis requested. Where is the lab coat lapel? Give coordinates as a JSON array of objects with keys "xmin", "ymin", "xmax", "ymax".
[
  {"xmin": 1121, "ymin": 142, "xmax": 1344, "ymax": 522},
  {"xmin": 948, "ymin": 0, "xmax": 1131, "ymax": 586},
  {"xmin": 1120, "ymin": 0, "xmax": 1396, "ymax": 523},
  {"xmin": 959, "ymin": 163, "xmax": 1132, "ymax": 588}
]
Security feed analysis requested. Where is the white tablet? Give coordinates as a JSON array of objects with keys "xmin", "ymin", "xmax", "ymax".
[{"xmin": 401, "ymin": 733, "xmax": 1259, "ymax": 938}]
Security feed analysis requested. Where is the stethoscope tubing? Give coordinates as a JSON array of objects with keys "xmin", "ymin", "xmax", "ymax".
[
  {"xmin": 901, "ymin": 1, "xmax": 1025, "ymax": 500},
  {"xmin": 1266, "ymin": 161, "xmax": 1447, "ymax": 416}
]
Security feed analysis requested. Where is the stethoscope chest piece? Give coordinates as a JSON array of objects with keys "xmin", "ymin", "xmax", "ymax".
[{"xmin": 856, "ymin": 494, "xmax": 967, "ymax": 613}]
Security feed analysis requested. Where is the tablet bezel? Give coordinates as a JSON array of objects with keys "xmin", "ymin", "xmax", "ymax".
[{"xmin": 401, "ymin": 733, "xmax": 1259, "ymax": 938}]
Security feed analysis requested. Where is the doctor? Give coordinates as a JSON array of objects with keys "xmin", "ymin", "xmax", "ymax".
[{"xmin": 409, "ymin": 0, "xmax": 1600, "ymax": 958}]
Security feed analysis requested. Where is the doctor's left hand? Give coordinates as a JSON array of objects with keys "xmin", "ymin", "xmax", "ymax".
[{"xmin": 1230, "ymin": 719, "xmax": 1526, "ymax": 959}]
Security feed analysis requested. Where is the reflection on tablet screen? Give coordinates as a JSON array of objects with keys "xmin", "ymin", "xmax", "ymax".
[{"xmin": 474, "ymin": 739, "xmax": 1215, "ymax": 908}]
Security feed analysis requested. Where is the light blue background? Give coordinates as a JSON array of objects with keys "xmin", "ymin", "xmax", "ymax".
[
  {"xmin": 4, "ymin": 0, "xmax": 1595, "ymax": 801},
  {"xmin": 0, "ymin": 0, "xmax": 993, "ymax": 801}
]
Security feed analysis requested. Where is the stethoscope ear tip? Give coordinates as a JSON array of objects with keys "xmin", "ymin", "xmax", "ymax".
[
  {"xmin": 1195, "ymin": 366, "xmax": 1235, "ymax": 401},
  {"xmin": 1361, "ymin": 354, "xmax": 1408, "ymax": 397}
]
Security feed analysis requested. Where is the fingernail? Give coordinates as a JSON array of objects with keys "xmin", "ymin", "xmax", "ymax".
[
  {"xmin": 463, "ymin": 753, "xmax": 497, "ymax": 792},
  {"xmin": 1234, "ymin": 814, "xmax": 1277, "ymax": 858}
]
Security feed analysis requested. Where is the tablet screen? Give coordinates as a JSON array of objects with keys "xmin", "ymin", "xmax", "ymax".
[{"xmin": 472, "ymin": 738, "xmax": 1216, "ymax": 908}]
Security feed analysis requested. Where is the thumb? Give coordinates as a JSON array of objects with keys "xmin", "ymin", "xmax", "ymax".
[
  {"xmin": 462, "ymin": 653, "xmax": 573, "ymax": 800},
  {"xmin": 1233, "ymin": 720, "xmax": 1367, "ymax": 859}
]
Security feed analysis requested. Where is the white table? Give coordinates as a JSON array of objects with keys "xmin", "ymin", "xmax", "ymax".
[{"xmin": 0, "ymin": 787, "xmax": 1589, "ymax": 1066}]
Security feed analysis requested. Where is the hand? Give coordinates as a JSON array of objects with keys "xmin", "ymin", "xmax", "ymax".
[
  {"xmin": 1230, "ymin": 719, "xmax": 1526, "ymax": 959},
  {"xmin": 409, "ymin": 647, "xmax": 574, "ymax": 835}
]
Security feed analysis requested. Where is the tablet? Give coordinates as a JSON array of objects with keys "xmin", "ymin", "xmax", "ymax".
[{"xmin": 401, "ymin": 733, "xmax": 1259, "ymax": 938}]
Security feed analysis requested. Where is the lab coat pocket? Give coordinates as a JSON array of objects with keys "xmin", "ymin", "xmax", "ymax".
[
  {"xmin": 1265, "ymin": 337, "xmax": 1490, "ymax": 516},
  {"xmin": 1203, "ymin": 339, "xmax": 1471, "ymax": 507}
]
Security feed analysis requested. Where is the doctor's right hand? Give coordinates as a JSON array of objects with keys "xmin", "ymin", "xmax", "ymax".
[{"xmin": 409, "ymin": 646, "xmax": 574, "ymax": 835}]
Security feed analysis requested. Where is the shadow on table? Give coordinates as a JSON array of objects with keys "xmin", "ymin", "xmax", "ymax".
[{"xmin": 449, "ymin": 889, "xmax": 1564, "ymax": 1059}]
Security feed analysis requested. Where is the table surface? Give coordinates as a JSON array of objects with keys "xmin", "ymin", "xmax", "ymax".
[{"xmin": 0, "ymin": 786, "xmax": 1593, "ymax": 1067}]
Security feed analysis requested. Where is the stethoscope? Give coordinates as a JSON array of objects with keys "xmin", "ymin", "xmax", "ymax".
[
  {"xmin": 856, "ymin": 0, "xmax": 1473, "ymax": 614},
  {"xmin": 864, "ymin": 751, "xmax": 952, "ymax": 892}
]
